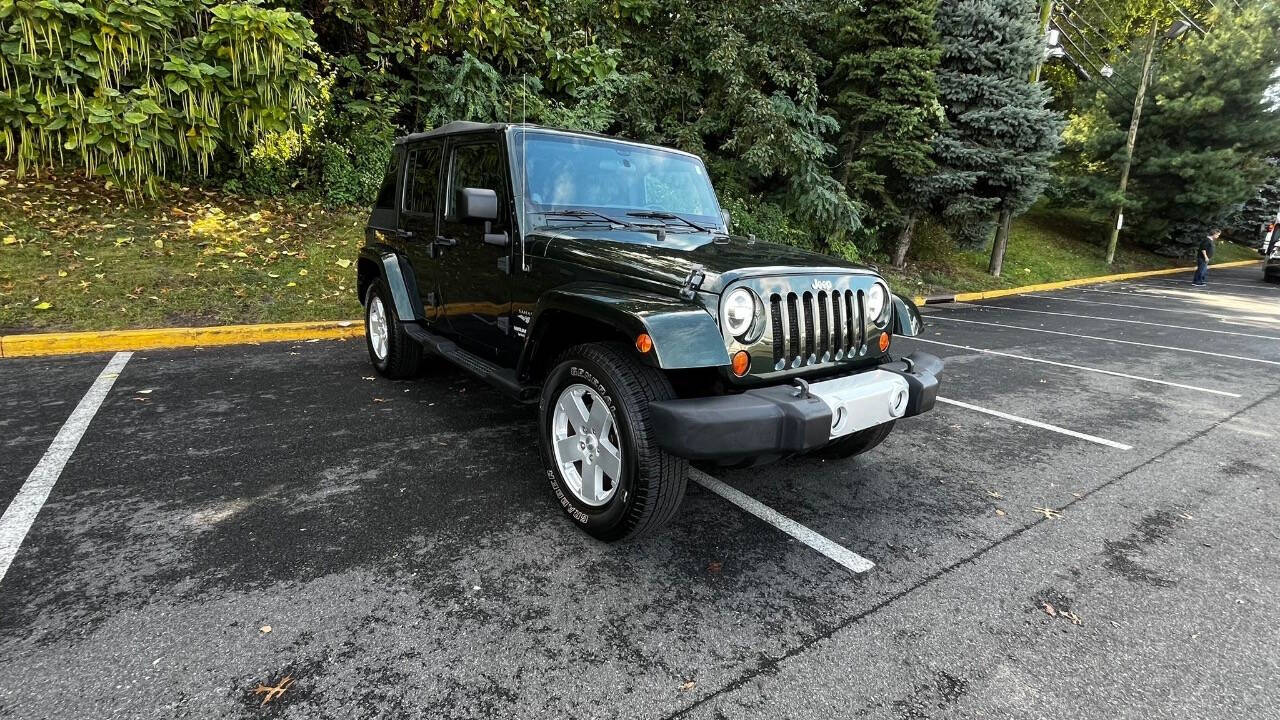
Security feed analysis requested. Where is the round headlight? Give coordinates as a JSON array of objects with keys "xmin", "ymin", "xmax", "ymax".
[
  {"xmin": 723, "ymin": 288, "xmax": 757, "ymax": 338},
  {"xmin": 866, "ymin": 283, "xmax": 889, "ymax": 325}
]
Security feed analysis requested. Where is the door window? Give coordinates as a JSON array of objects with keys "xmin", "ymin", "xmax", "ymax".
[
  {"xmin": 403, "ymin": 146, "xmax": 441, "ymax": 216},
  {"xmin": 447, "ymin": 142, "xmax": 504, "ymax": 218}
]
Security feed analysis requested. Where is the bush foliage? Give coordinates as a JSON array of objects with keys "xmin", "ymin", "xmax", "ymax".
[{"xmin": 0, "ymin": 0, "xmax": 319, "ymax": 195}]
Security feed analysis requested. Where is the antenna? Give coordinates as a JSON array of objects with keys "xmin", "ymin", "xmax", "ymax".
[{"xmin": 520, "ymin": 74, "xmax": 530, "ymax": 272}]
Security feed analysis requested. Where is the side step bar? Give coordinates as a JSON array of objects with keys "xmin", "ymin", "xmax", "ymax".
[{"xmin": 403, "ymin": 324, "xmax": 539, "ymax": 403}]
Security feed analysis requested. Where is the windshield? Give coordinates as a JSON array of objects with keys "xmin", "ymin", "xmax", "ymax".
[{"xmin": 512, "ymin": 130, "xmax": 723, "ymax": 230}]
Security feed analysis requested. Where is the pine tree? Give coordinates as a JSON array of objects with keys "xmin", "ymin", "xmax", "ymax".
[
  {"xmin": 924, "ymin": 0, "xmax": 1063, "ymax": 275},
  {"xmin": 1067, "ymin": 4, "xmax": 1280, "ymax": 256},
  {"xmin": 826, "ymin": 0, "xmax": 945, "ymax": 266}
]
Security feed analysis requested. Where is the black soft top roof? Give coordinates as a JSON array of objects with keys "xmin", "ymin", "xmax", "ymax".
[
  {"xmin": 394, "ymin": 121, "xmax": 507, "ymax": 145},
  {"xmin": 394, "ymin": 121, "xmax": 642, "ymax": 147}
]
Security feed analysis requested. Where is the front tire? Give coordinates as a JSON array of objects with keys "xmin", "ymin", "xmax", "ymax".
[
  {"xmin": 538, "ymin": 343, "xmax": 688, "ymax": 542},
  {"xmin": 364, "ymin": 279, "xmax": 422, "ymax": 379}
]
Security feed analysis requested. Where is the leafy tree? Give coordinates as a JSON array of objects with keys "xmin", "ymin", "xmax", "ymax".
[
  {"xmin": 925, "ymin": 0, "xmax": 1063, "ymax": 274},
  {"xmin": 1064, "ymin": 4, "xmax": 1280, "ymax": 255},
  {"xmin": 0, "ymin": 0, "xmax": 319, "ymax": 196},
  {"xmin": 593, "ymin": 0, "xmax": 861, "ymax": 248},
  {"xmin": 824, "ymin": 0, "xmax": 945, "ymax": 266}
]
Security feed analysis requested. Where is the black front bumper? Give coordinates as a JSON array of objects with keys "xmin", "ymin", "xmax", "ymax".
[{"xmin": 648, "ymin": 351, "xmax": 943, "ymax": 460}]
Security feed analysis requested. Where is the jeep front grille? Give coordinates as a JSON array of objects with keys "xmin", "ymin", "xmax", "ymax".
[{"xmin": 768, "ymin": 289, "xmax": 864, "ymax": 370}]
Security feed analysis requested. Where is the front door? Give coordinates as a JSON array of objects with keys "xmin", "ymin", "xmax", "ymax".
[
  {"xmin": 437, "ymin": 137, "xmax": 514, "ymax": 359},
  {"xmin": 398, "ymin": 141, "xmax": 444, "ymax": 324}
]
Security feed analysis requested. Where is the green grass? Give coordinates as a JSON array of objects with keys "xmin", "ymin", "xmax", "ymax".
[
  {"xmin": 0, "ymin": 166, "xmax": 364, "ymax": 332},
  {"xmin": 878, "ymin": 205, "xmax": 1259, "ymax": 298}
]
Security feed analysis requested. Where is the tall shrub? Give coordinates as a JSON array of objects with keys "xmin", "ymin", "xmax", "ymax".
[
  {"xmin": 925, "ymin": 0, "xmax": 1062, "ymax": 275},
  {"xmin": 0, "ymin": 0, "xmax": 319, "ymax": 195},
  {"xmin": 825, "ymin": 0, "xmax": 945, "ymax": 265}
]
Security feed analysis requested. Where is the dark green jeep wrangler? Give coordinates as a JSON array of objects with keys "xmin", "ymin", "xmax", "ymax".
[{"xmin": 358, "ymin": 121, "xmax": 942, "ymax": 541}]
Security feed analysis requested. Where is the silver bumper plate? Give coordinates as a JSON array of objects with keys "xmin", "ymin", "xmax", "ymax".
[{"xmin": 807, "ymin": 370, "xmax": 911, "ymax": 439}]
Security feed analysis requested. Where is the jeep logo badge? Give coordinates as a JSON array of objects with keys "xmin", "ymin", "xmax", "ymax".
[{"xmin": 811, "ymin": 279, "xmax": 833, "ymax": 292}]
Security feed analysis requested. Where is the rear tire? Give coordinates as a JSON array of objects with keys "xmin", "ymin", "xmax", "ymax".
[
  {"xmin": 538, "ymin": 343, "xmax": 688, "ymax": 542},
  {"xmin": 364, "ymin": 279, "xmax": 422, "ymax": 379},
  {"xmin": 812, "ymin": 421, "xmax": 896, "ymax": 460}
]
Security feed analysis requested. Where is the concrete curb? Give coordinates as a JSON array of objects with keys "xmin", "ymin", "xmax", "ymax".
[
  {"xmin": 909, "ymin": 259, "xmax": 1263, "ymax": 306},
  {"xmin": 1, "ymin": 259, "xmax": 1264, "ymax": 359},
  {"xmin": 0, "ymin": 320, "xmax": 363, "ymax": 359}
]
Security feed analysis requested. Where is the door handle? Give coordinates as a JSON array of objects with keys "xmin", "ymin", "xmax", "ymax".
[
  {"xmin": 435, "ymin": 235, "xmax": 458, "ymax": 247},
  {"xmin": 483, "ymin": 232, "xmax": 509, "ymax": 247}
]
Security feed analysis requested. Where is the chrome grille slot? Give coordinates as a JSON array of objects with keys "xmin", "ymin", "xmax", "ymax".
[
  {"xmin": 817, "ymin": 291, "xmax": 830, "ymax": 358},
  {"xmin": 831, "ymin": 291, "xmax": 842, "ymax": 358},
  {"xmin": 845, "ymin": 289, "xmax": 855, "ymax": 349},
  {"xmin": 786, "ymin": 293, "xmax": 800, "ymax": 361},
  {"xmin": 802, "ymin": 292, "xmax": 816, "ymax": 360},
  {"xmin": 769, "ymin": 294, "xmax": 784, "ymax": 362}
]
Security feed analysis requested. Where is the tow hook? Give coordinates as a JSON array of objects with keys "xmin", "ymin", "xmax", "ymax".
[{"xmin": 792, "ymin": 378, "xmax": 812, "ymax": 400}]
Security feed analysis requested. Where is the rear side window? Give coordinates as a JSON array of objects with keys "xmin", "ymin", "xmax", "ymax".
[
  {"xmin": 373, "ymin": 154, "xmax": 397, "ymax": 209},
  {"xmin": 404, "ymin": 146, "xmax": 441, "ymax": 215}
]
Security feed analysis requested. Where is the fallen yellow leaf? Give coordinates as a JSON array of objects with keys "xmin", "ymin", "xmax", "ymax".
[
  {"xmin": 335, "ymin": 258, "xmax": 352, "ymax": 268},
  {"xmin": 33, "ymin": 301, "xmax": 51, "ymax": 310}
]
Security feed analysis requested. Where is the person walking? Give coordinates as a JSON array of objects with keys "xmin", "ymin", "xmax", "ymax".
[{"xmin": 1192, "ymin": 229, "xmax": 1218, "ymax": 287}]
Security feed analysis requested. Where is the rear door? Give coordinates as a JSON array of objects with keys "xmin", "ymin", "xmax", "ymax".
[
  {"xmin": 437, "ymin": 135, "xmax": 515, "ymax": 359},
  {"xmin": 398, "ymin": 141, "xmax": 445, "ymax": 325}
]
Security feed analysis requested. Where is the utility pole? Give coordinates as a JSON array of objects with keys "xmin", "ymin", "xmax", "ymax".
[
  {"xmin": 1104, "ymin": 23, "xmax": 1159, "ymax": 265},
  {"xmin": 1030, "ymin": 0, "xmax": 1054, "ymax": 83}
]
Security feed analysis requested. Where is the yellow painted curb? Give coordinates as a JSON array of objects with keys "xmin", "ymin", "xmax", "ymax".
[
  {"xmin": 909, "ymin": 259, "xmax": 1264, "ymax": 306},
  {"xmin": 0, "ymin": 320, "xmax": 364, "ymax": 359},
  {"xmin": 2, "ymin": 259, "xmax": 1265, "ymax": 359}
]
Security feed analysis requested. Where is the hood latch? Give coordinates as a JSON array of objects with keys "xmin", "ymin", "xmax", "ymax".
[{"xmin": 679, "ymin": 265, "xmax": 706, "ymax": 300}]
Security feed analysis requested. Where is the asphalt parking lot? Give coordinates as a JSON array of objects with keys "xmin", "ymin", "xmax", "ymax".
[{"xmin": 2, "ymin": 264, "xmax": 1278, "ymax": 719}]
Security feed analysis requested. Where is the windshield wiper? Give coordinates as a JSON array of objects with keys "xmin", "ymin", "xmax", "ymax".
[
  {"xmin": 625, "ymin": 211, "xmax": 712, "ymax": 233},
  {"xmin": 538, "ymin": 209, "xmax": 667, "ymax": 240},
  {"xmin": 541, "ymin": 209, "xmax": 631, "ymax": 226}
]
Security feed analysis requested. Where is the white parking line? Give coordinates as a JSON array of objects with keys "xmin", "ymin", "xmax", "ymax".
[
  {"xmin": 929, "ymin": 315, "xmax": 1280, "ymax": 367},
  {"xmin": 1139, "ymin": 277, "xmax": 1276, "ymax": 291},
  {"xmin": 901, "ymin": 337, "xmax": 1241, "ymax": 397},
  {"xmin": 0, "ymin": 352, "xmax": 131, "ymax": 586},
  {"xmin": 1087, "ymin": 285, "xmax": 1273, "ymax": 305},
  {"xmin": 689, "ymin": 468, "xmax": 875, "ymax": 573},
  {"xmin": 951, "ymin": 303, "xmax": 1280, "ymax": 341},
  {"xmin": 1028, "ymin": 294, "xmax": 1260, "ymax": 320},
  {"xmin": 936, "ymin": 397, "xmax": 1133, "ymax": 450}
]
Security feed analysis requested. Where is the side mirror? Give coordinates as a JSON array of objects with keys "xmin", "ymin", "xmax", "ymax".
[
  {"xmin": 721, "ymin": 209, "xmax": 732, "ymax": 230},
  {"xmin": 457, "ymin": 187, "xmax": 498, "ymax": 221},
  {"xmin": 892, "ymin": 293, "xmax": 924, "ymax": 337}
]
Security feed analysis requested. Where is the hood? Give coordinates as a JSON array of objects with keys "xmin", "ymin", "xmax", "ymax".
[{"xmin": 526, "ymin": 227, "xmax": 877, "ymax": 295}]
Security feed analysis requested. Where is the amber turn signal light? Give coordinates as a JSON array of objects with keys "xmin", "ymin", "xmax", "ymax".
[
  {"xmin": 731, "ymin": 350, "xmax": 751, "ymax": 376},
  {"xmin": 878, "ymin": 332, "xmax": 891, "ymax": 353},
  {"xmin": 635, "ymin": 333, "xmax": 654, "ymax": 354}
]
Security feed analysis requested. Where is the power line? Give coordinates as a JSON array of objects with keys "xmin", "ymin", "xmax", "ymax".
[
  {"xmin": 1056, "ymin": 10, "xmax": 1114, "ymax": 60},
  {"xmin": 1086, "ymin": 0, "xmax": 1125, "ymax": 34},
  {"xmin": 1051, "ymin": 22, "xmax": 1141, "ymax": 96},
  {"xmin": 1059, "ymin": 1, "xmax": 1116, "ymax": 48}
]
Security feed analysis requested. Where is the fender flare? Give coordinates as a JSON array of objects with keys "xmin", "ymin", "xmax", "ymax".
[
  {"xmin": 358, "ymin": 246, "xmax": 422, "ymax": 322},
  {"xmin": 892, "ymin": 293, "xmax": 924, "ymax": 336},
  {"xmin": 519, "ymin": 285, "xmax": 730, "ymax": 375}
]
